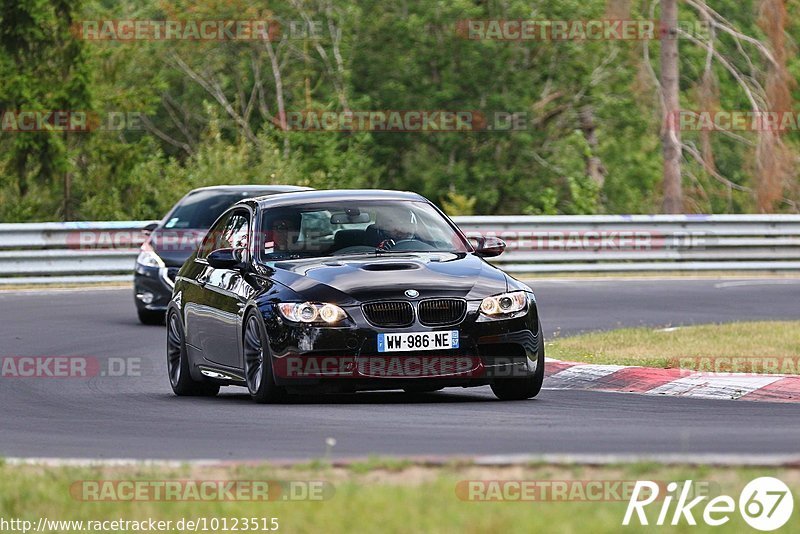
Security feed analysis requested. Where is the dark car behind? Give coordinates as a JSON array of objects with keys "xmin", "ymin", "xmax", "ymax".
[{"xmin": 134, "ymin": 185, "xmax": 311, "ymax": 324}]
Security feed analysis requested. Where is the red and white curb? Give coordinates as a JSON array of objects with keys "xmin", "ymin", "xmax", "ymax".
[{"xmin": 544, "ymin": 359, "xmax": 800, "ymax": 402}]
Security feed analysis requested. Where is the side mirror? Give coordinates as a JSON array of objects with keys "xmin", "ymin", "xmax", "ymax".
[
  {"xmin": 473, "ymin": 236, "xmax": 506, "ymax": 258},
  {"xmin": 207, "ymin": 248, "xmax": 247, "ymax": 270},
  {"xmin": 142, "ymin": 222, "xmax": 158, "ymax": 234}
]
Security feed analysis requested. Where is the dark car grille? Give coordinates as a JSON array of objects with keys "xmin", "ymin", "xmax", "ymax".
[
  {"xmin": 362, "ymin": 302, "xmax": 414, "ymax": 327},
  {"xmin": 418, "ymin": 299, "xmax": 466, "ymax": 325}
]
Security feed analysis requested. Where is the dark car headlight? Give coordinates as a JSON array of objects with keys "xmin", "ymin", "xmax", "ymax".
[
  {"xmin": 479, "ymin": 291, "xmax": 528, "ymax": 317},
  {"xmin": 277, "ymin": 302, "xmax": 348, "ymax": 324},
  {"xmin": 136, "ymin": 243, "xmax": 165, "ymax": 269}
]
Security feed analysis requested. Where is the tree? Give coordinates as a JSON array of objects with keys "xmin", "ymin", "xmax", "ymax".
[
  {"xmin": 756, "ymin": 0, "xmax": 795, "ymax": 212},
  {"xmin": 0, "ymin": 0, "xmax": 91, "ymax": 220},
  {"xmin": 660, "ymin": 0, "xmax": 683, "ymax": 213}
]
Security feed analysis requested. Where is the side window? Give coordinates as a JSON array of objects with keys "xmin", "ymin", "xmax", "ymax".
[
  {"xmin": 226, "ymin": 211, "xmax": 250, "ymax": 253},
  {"xmin": 198, "ymin": 213, "xmax": 232, "ymax": 259},
  {"xmin": 198, "ymin": 210, "xmax": 251, "ymax": 260}
]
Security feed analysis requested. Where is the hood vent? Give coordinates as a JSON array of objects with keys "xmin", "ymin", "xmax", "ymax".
[{"xmin": 360, "ymin": 262, "xmax": 420, "ymax": 272}]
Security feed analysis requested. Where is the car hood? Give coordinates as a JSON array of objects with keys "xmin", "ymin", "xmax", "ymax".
[{"xmin": 268, "ymin": 252, "xmax": 509, "ymax": 305}]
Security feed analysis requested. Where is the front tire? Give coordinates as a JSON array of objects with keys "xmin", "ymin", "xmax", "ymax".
[
  {"xmin": 167, "ymin": 310, "xmax": 219, "ymax": 397},
  {"xmin": 490, "ymin": 328, "xmax": 545, "ymax": 401},
  {"xmin": 243, "ymin": 311, "xmax": 286, "ymax": 403}
]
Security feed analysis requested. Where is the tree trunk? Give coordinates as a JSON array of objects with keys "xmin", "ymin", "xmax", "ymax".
[
  {"xmin": 660, "ymin": 0, "xmax": 683, "ymax": 213},
  {"xmin": 63, "ymin": 131, "xmax": 71, "ymax": 221},
  {"xmin": 265, "ymin": 39, "xmax": 290, "ymax": 157},
  {"xmin": 756, "ymin": 0, "xmax": 792, "ymax": 213},
  {"xmin": 579, "ymin": 105, "xmax": 605, "ymax": 188}
]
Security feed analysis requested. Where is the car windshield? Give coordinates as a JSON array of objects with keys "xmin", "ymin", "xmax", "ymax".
[
  {"xmin": 259, "ymin": 200, "xmax": 469, "ymax": 261},
  {"xmin": 163, "ymin": 189, "xmax": 280, "ymax": 230}
]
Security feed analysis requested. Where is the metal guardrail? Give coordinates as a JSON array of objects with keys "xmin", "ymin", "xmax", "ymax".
[
  {"xmin": 0, "ymin": 221, "xmax": 153, "ymax": 285},
  {"xmin": 455, "ymin": 214, "xmax": 800, "ymax": 273},
  {"xmin": 0, "ymin": 215, "xmax": 799, "ymax": 284}
]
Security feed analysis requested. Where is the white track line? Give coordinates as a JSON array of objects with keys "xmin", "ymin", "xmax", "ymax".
[
  {"xmin": 7, "ymin": 453, "xmax": 800, "ymax": 467},
  {"xmin": 714, "ymin": 280, "xmax": 800, "ymax": 288}
]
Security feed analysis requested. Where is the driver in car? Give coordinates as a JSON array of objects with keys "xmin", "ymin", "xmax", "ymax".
[{"xmin": 373, "ymin": 209, "xmax": 418, "ymax": 249}]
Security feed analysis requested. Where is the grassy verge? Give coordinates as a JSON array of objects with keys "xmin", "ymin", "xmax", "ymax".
[
  {"xmin": 547, "ymin": 321, "xmax": 800, "ymax": 372},
  {"xmin": 0, "ymin": 282, "xmax": 130, "ymax": 291},
  {"xmin": 1, "ymin": 462, "xmax": 798, "ymax": 533}
]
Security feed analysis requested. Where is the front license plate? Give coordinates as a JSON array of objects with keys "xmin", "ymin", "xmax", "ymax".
[{"xmin": 377, "ymin": 331, "xmax": 459, "ymax": 353}]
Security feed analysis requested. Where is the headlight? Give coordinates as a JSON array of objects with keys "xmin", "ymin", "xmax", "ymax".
[
  {"xmin": 136, "ymin": 244, "xmax": 164, "ymax": 268},
  {"xmin": 480, "ymin": 291, "xmax": 528, "ymax": 316},
  {"xmin": 277, "ymin": 302, "xmax": 348, "ymax": 324}
]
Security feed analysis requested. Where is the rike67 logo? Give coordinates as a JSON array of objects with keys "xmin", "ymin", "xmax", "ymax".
[{"xmin": 623, "ymin": 477, "xmax": 794, "ymax": 531}]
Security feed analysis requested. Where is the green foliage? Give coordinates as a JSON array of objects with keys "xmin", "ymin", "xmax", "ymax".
[
  {"xmin": 0, "ymin": 0, "xmax": 91, "ymax": 219},
  {"xmin": 441, "ymin": 190, "xmax": 477, "ymax": 216},
  {"xmin": 0, "ymin": 0, "xmax": 797, "ymax": 221}
]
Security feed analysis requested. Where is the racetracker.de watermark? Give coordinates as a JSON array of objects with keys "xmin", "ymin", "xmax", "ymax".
[
  {"xmin": 273, "ymin": 110, "xmax": 584, "ymax": 132},
  {"xmin": 70, "ymin": 480, "xmax": 333, "ymax": 502},
  {"xmin": 67, "ymin": 229, "xmax": 200, "ymax": 251},
  {"xmin": 666, "ymin": 110, "xmax": 800, "ymax": 132},
  {"xmin": 670, "ymin": 356, "xmax": 800, "ymax": 377},
  {"xmin": 0, "ymin": 111, "xmax": 145, "ymax": 132},
  {"xmin": 273, "ymin": 355, "xmax": 484, "ymax": 378},
  {"xmin": 0, "ymin": 357, "xmax": 141, "ymax": 378},
  {"xmin": 456, "ymin": 480, "xmax": 718, "ymax": 502},
  {"xmin": 74, "ymin": 20, "xmax": 279, "ymax": 41},
  {"xmin": 463, "ymin": 229, "xmax": 707, "ymax": 252},
  {"xmin": 456, "ymin": 19, "xmax": 709, "ymax": 41},
  {"xmin": 275, "ymin": 110, "xmax": 487, "ymax": 132}
]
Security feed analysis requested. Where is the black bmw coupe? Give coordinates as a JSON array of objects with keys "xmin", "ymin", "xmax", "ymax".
[{"xmin": 167, "ymin": 189, "xmax": 544, "ymax": 402}]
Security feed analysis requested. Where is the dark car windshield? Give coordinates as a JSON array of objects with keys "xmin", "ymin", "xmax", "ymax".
[
  {"xmin": 164, "ymin": 189, "xmax": 282, "ymax": 230},
  {"xmin": 259, "ymin": 200, "xmax": 469, "ymax": 261}
]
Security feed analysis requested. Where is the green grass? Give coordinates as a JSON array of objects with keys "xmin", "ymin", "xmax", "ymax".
[
  {"xmin": 1, "ymin": 462, "xmax": 799, "ymax": 533},
  {"xmin": 348, "ymin": 456, "xmax": 415, "ymax": 474},
  {"xmin": 547, "ymin": 321, "xmax": 800, "ymax": 372},
  {"xmin": 0, "ymin": 282, "xmax": 130, "ymax": 291}
]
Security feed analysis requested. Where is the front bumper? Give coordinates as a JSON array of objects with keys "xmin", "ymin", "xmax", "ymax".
[
  {"xmin": 262, "ymin": 298, "xmax": 541, "ymax": 390},
  {"xmin": 133, "ymin": 264, "xmax": 179, "ymax": 312}
]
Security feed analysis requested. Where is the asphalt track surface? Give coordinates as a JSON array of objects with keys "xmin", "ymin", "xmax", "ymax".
[{"xmin": 1, "ymin": 278, "xmax": 799, "ymax": 461}]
